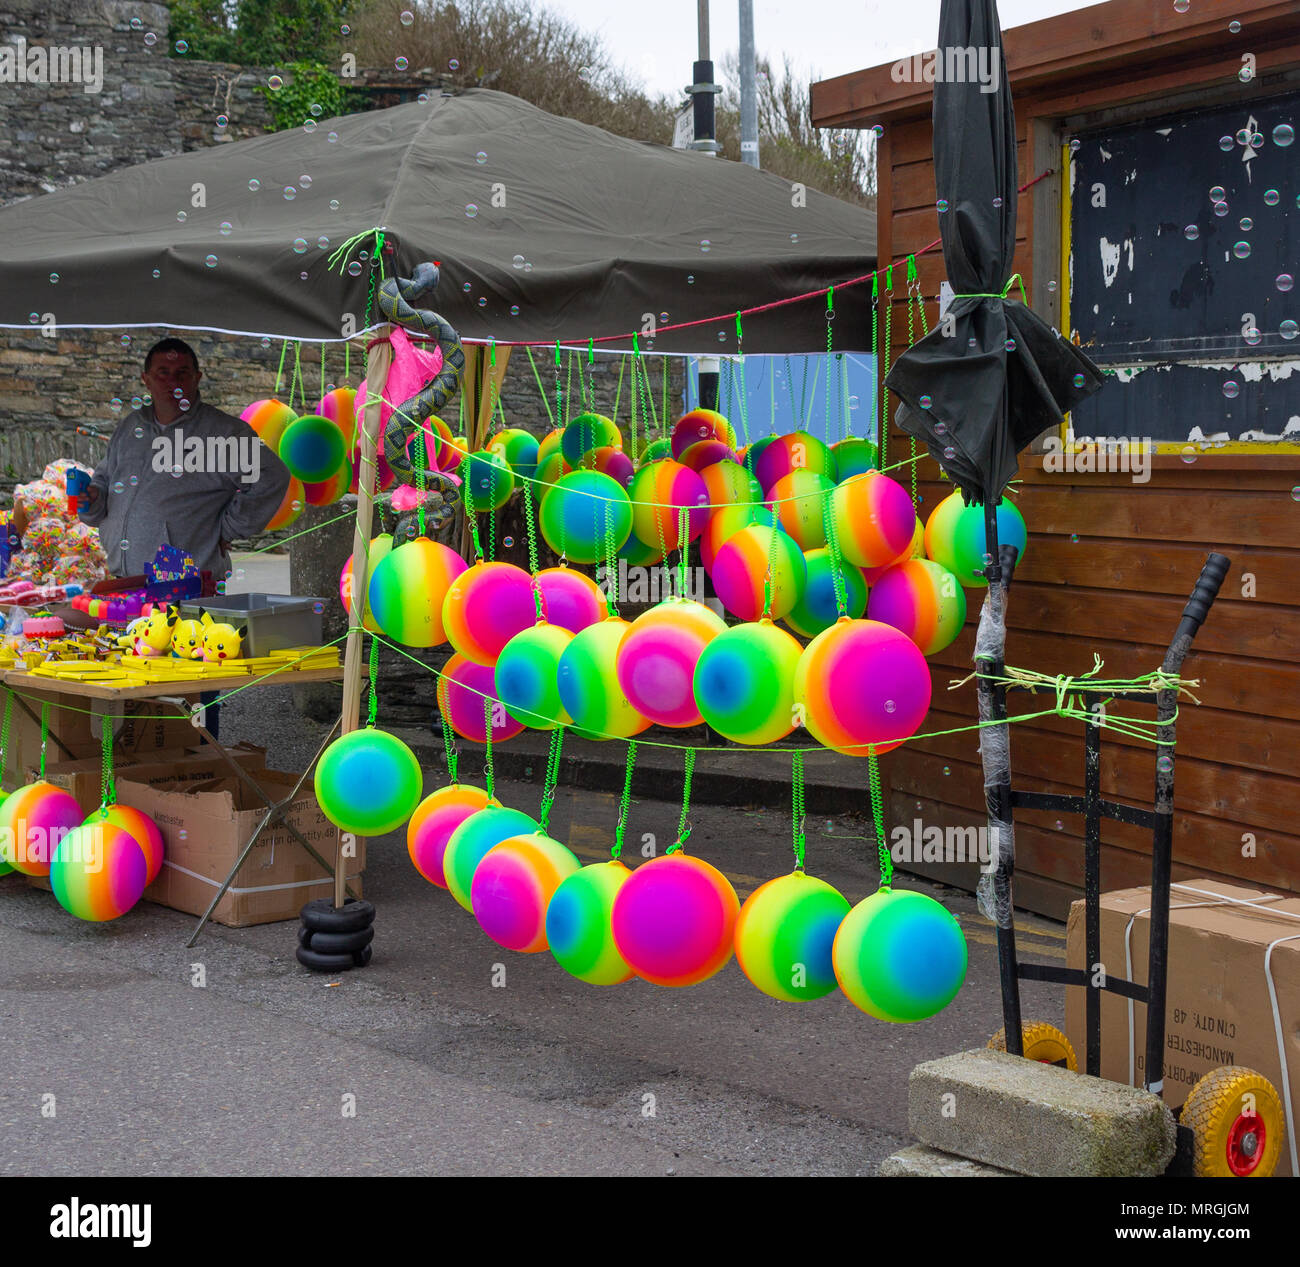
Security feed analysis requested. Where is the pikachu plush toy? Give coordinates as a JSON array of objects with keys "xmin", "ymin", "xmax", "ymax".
[
  {"xmin": 128, "ymin": 605, "xmax": 179, "ymax": 658},
  {"xmin": 169, "ymin": 615, "xmax": 205, "ymax": 660},
  {"xmin": 198, "ymin": 609, "xmax": 246, "ymax": 664}
]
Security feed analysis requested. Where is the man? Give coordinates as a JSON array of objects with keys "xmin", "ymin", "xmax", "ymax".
[{"xmin": 79, "ymin": 337, "xmax": 290, "ymax": 580}]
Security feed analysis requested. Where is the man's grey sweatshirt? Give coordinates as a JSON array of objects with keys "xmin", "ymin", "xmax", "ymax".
[{"xmin": 78, "ymin": 396, "xmax": 291, "ymax": 579}]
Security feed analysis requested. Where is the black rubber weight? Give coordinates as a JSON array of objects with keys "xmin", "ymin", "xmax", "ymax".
[
  {"xmin": 296, "ymin": 945, "xmax": 361, "ymax": 973},
  {"xmin": 306, "ymin": 925, "xmax": 375, "ymax": 955},
  {"xmin": 297, "ymin": 924, "xmax": 313, "ymax": 948},
  {"xmin": 353, "ymin": 943, "xmax": 373, "ymax": 968},
  {"xmin": 300, "ymin": 898, "xmax": 375, "ymax": 934}
]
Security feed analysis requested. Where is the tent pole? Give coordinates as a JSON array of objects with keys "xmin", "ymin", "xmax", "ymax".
[{"xmin": 334, "ymin": 326, "xmax": 394, "ymax": 909}]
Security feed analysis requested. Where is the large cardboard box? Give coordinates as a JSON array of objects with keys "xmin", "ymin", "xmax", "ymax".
[
  {"xmin": 116, "ymin": 761, "xmax": 363, "ymax": 928},
  {"xmin": 1066, "ymin": 880, "xmax": 1300, "ymax": 1176}
]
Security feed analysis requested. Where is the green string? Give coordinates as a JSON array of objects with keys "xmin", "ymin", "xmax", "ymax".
[
  {"xmin": 554, "ymin": 341, "xmax": 564, "ymax": 429},
  {"xmin": 520, "ymin": 477, "xmax": 545, "ymax": 620},
  {"xmin": 612, "ymin": 740, "xmax": 637, "ymax": 861},
  {"xmin": 99, "ymin": 720, "xmax": 115, "ymax": 813},
  {"xmin": 822, "ymin": 487, "xmax": 849, "ymax": 618},
  {"xmin": 869, "ymin": 275, "xmax": 879, "ymax": 448},
  {"xmin": 39, "ymin": 701, "xmax": 49, "ymax": 780},
  {"xmin": 564, "ymin": 349, "xmax": 575, "ymax": 427},
  {"xmin": 880, "ymin": 267, "xmax": 894, "ymax": 473},
  {"xmin": 868, "ymin": 749, "xmax": 892, "ymax": 888},
  {"xmin": 667, "ymin": 748, "xmax": 695, "ymax": 854},
  {"xmin": 611, "ymin": 359, "xmax": 626, "ymax": 437},
  {"xmin": 440, "ymin": 713, "xmax": 460, "ymax": 784},
  {"xmin": 462, "ymin": 454, "xmax": 485, "ymax": 562},
  {"xmin": 274, "ymin": 340, "xmax": 290, "ymax": 396},
  {"xmin": 824, "ymin": 288, "xmax": 835, "ymax": 441},
  {"xmin": 0, "ymin": 690, "xmax": 13, "ymax": 778},
  {"xmin": 536, "ymin": 726, "xmax": 565, "ymax": 835},
  {"xmin": 365, "ymin": 635, "xmax": 379, "ymax": 727},
  {"xmin": 602, "ymin": 500, "xmax": 619, "ymax": 615},
  {"xmin": 482, "ymin": 696, "xmax": 495, "ymax": 801},
  {"xmin": 525, "ymin": 345, "xmax": 556, "ymax": 430},
  {"xmin": 676, "ymin": 504, "xmax": 689, "ymax": 598},
  {"xmin": 950, "ymin": 273, "xmax": 1028, "ymax": 305},
  {"xmin": 661, "ymin": 355, "xmax": 669, "ymax": 427},
  {"xmin": 791, "ymin": 750, "xmax": 806, "ymax": 872}
]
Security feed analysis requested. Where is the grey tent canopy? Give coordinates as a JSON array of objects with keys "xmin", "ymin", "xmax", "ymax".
[{"xmin": 0, "ymin": 88, "xmax": 877, "ymax": 355}]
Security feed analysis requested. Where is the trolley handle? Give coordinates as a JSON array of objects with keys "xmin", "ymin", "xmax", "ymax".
[{"xmin": 1178, "ymin": 552, "xmax": 1230, "ymax": 639}]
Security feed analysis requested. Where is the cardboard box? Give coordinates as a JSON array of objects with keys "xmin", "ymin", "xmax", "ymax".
[
  {"xmin": 116, "ymin": 761, "xmax": 363, "ymax": 928},
  {"xmin": 1066, "ymin": 879, "xmax": 1300, "ymax": 1176}
]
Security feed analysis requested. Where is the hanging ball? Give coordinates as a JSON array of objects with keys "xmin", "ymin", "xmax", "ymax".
[
  {"xmin": 534, "ymin": 450, "xmax": 571, "ymax": 490},
  {"xmin": 472, "ymin": 833, "xmax": 581, "ymax": 952},
  {"xmin": 49, "ymin": 824, "xmax": 147, "ymax": 922},
  {"xmin": 784, "ymin": 547, "xmax": 868, "ymax": 638},
  {"xmin": 0, "ymin": 782, "xmax": 85, "ymax": 876},
  {"xmin": 408, "ymin": 783, "xmax": 490, "ymax": 887},
  {"xmin": 316, "ymin": 386, "xmax": 357, "ymax": 448},
  {"xmin": 403, "ymin": 414, "xmax": 457, "ymax": 473},
  {"xmin": 829, "ymin": 471, "xmax": 916, "ymax": 568},
  {"xmin": 638, "ymin": 436, "xmax": 672, "ymax": 464},
  {"xmin": 562, "ymin": 413, "xmax": 622, "ymax": 466},
  {"xmin": 241, "ymin": 398, "xmax": 296, "ymax": 454},
  {"xmin": 754, "ymin": 430, "xmax": 837, "ymax": 492},
  {"xmin": 437, "ymin": 652, "xmax": 527, "ymax": 744},
  {"xmin": 833, "ymin": 887, "xmax": 968, "ymax": 1021},
  {"xmin": 547, "ymin": 860, "xmax": 636, "ymax": 985},
  {"xmin": 616, "ymin": 598, "xmax": 726, "ymax": 728},
  {"xmin": 867, "ymin": 558, "xmax": 967, "ymax": 656},
  {"xmin": 832, "ymin": 435, "xmax": 879, "ymax": 482},
  {"xmin": 693, "ymin": 618, "xmax": 802, "ymax": 745},
  {"xmin": 924, "ymin": 491, "xmax": 1028, "ymax": 588},
  {"xmin": 711, "ymin": 523, "xmax": 806, "ymax": 621},
  {"xmin": 278, "ymin": 413, "xmax": 348, "ymax": 483},
  {"xmin": 735, "ymin": 871, "xmax": 851, "ymax": 1001},
  {"xmin": 699, "ymin": 503, "xmax": 775, "ymax": 573},
  {"xmin": 368, "ymin": 537, "xmax": 467, "ymax": 648},
  {"xmin": 458, "ymin": 449, "xmax": 514, "ymax": 512},
  {"xmin": 579, "ymin": 445, "xmax": 635, "ymax": 489},
  {"xmin": 741, "ymin": 434, "xmax": 777, "ymax": 480},
  {"xmin": 442, "ymin": 805, "xmax": 539, "ymax": 912},
  {"xmin": 314, "ymin": 728, "xmax": 423, "ymax": 836},
  {"xmin": 266, "ymin": 476, "xmax": 306, "ymax": 531},
  {"xmin": 676, "ymin": 439, "xmax": 737, "ymax": 472},
  {"xmin": 302, "ymin": 458, "xmax": 352, "ymax": 507},
  {"xmin": 536, "ymin": 426, "xmax": 565, "ymax": 467},
  {"xmin": 557, "ymin": 616, "xmax": 652, "ymax": 741},
  {"xmin": 617, "ymin": 530, "xmax": 664, "ymax": 568},
  {"xmin": 699, "ymin": 458, "xmax": 761, "ymax": 509},
  {"xmin": 442, "ymin": 561, "xmax": 547, "ymax": 665},
  {"xmin": 611, "ymin": 853, "xmax": 740, "ymax": 987},
  {"xmin": 89, "ymin": 804, "xmax": 164, "ymax": 885},
  {"xmin": 495, "ymin": 623, "xmax": 574, "ymax": 730},
  {"xmin": 767, "ymin": 469, "xmax": 836, "ymax": 551},
  {"xmin": 341, "ymin": 533, "xmax": 394, "ymax": 634},
  {"xmin": 861, "ymin": 516, "xmax": 924, "ymax": 585},
  {"xmin": 628, "ymin": 460, "xmax": 709, "ymax": 552},
  {"xmin": 488, "ymin": 427, "xmax": 539, "ymax": 482},
  {"xmin": 536, "ymin": 567, "xmax": 605, "ymax": 635},
  {"xmin": 540, "ymin": 469, "xmax": 632, "ymax": 565},
  {"xmin": 793, "ymin": 618, "xmax": 932, "ymax": 756},
  {"xmin": 671, "ymin": 409, "xmax": 736, "ymax": 458},
  {"xmin": 347, "ymin": 441, "xmax": 396, "ymax": 496}
]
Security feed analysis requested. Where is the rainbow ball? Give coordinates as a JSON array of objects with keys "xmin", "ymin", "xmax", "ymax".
[
  {"xmin": 472, "ymin": 833, "xmax": 580, "ymax": 952},
  {"xmin": 534, "ymin": 450, "xmax": 571, "ymax": 490},
  {"xmin": 495, "ymin": 623, "xmax": 574, "ymax": 730},
  {"xmin": 699, "ymin": 503, "xmax": 775, "ymax": 572},
  {"xmin": 241, "ymin": 398, "xmax": 296, "ymax": 454},
  {"xmin": 302, "ymin": 460, "xmax": 352, "ymax": 507},
  {"xmin": 784, "ymin": 547, "xmax": 868, "ymax": 638},
  {"xmin": 442, "ymin": 561, "xmax": 547, "ymax": 665},
  {"xmin": 460, "ymin": 449, "xmax": 515, "ymax": 512},
  {"xmin": 578, "ymin": 445, "xmax": 635, "ymax": 489},
  {"xmin": 699, "ymin": 459, "xmax": 761, "ymax": 509},
  {"xmin": 547, "ymin": 861, "xmax": 636, "ymax": 985},
  {"xmin": 861, "ymin": 516, "xmax": 925, "ymax": 585},
  {"xmin": 735, "ymin": 872, "xmax": 851, "ymax": 1001},
  {"xmin": 314, "ymin": 728, "xmax": 423, "ymax": 836},
  {"xmin": 611, "ymin": 854, "xmax": 740, "ymax": 987},
  {"xmin": 628, "ymin": 460, "xmax": 709, "ymax": 552},
  {"xmin": 347, "ymin": 442, "xmax": 396, "ymax": 496},
  {"xmin": 562, "ymin": 413, "xmax": 622, "ymax": 466},
  {"xmin": 754, "ymin": 430, "xmax": 837, "ymax": 492},
  {"xmin": 540, "ymin": 470, "xmax": 632, "ymax": 565},
  {"xmin": 767, "ymin": 469, "xmax": 836, "ymax": 551},
  {"xmin": 924, "ymin": 491, "xmax": 1028, "ymax": 588},
  {"xmin": 693, "ymin": 618, "xmax": 802, "ymax": 745},
  {"xmin": 832, "ymin": 435, "xmax": 879, "ymax": 481},
  {"xmin": 741, "ymin": 434, "xmax": 777, "ymax": 480},
  {"xmin": 442, "ymin": 805, "xmax": 538, "ymax": 912},
  {"xmin": 711, "ymin": 524, "xmax": 806, "ymax": 621},
  {"xmin": 342, "ymin": 533, "xmax": 394, "ymax": 634},
  {"xmin": 316, "ymin": 386, "xmax": 357, "ymax": 448},
  {"xmin": 488, "ymin": 427, "xmax": 539, "ymax": 481},
  {"xmin": 833, "ymin": 887, "xmax": 968, "ymax": 1021},
  {"xmin": 437, "ymin": 653, "xmax": 527, "ymax": 744},
  {"xmin": 407, "ymin": 783, "xmax": 490, "ymax": 887},
  {"xmin": 639, "ymin": 436, "xmax": 672, "ymax": 464},
  {"xmin": 676, "ymin": 439, "xmax": 737, "ymax": 472},
  {"xmin": 867, "ymin": 558, "xmax": 967, "ymax": 656},
  {"xmin": 404, "ymin": 414, "xmax": 457, "ymax": 473},
  {"xmin": 535, "ymin": 567, "xmax": 605, "ymax": 635},
  {"xmin": 536, "ymin": 427, "xmax": 564, "ymax": 467},
  {"xmin": 265, "ymin": 476, "xmax": 306, "ymax": 531},
  {"xmin": 557, "ymin": 616, "xmax": 651, "ymax": 741},
  {"xmin": 671, "ymin": 409, "xmax": 736, "ymax": 458},
  {"xmin": 278, "ymin": 413, "xmax": 348, "ymax": 483},
  {"xmin": 89, "ymin": 804, "xmax": 164, "ymax": 886},
  {"xmin": 49, "ymin": 824, "xmax": 147, "ymax": 922},
  {"xmin": 368, "ymin": 537, "xmax": 467, "ymax": 648},
  {"xmin": 793, "ymin": 618, "xmax": 932, "ymax": 756},
  {"xmin": 829, "ymin": 471, "xmax": 916, "ymax": 568},
  {"xmin": 0, "ymin": 782, "xmax": 84, "ymax": 876},
  {"xmin": 617, "ymin": 531, "xmax": 664, "ymax": 568},
  {"xmin": 616, "ymin": 599, "xmax": 726, "ymax": 728}
]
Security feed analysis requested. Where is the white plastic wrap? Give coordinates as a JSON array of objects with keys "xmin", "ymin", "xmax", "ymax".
[{"xmin": 975, "ymin": 583, "xmax": 1016, "ymax": 930}]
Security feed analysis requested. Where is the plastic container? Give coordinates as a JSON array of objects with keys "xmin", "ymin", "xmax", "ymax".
[{"xmin": 179, "ymin": 593, "xmax": 326, "ymax": 658}]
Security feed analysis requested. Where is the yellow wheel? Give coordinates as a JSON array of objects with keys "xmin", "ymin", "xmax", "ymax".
[
  {"xmin": 1179, "ymin": 1066, "xmax": 1284, "ymax": 1177},
  {"xmin": 987, "ymin": 1021, "xmax": 1078, "ymax": 1071}
]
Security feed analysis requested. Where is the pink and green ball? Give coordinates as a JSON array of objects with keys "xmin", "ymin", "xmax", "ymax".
[
  {"xmin": 924, "ymin": 491, "xmax": 1028, "ymax": 588},
  {"xmin": 241, "ymin": 398, "xmax": 296, "ymax": 454},
  {"xmin": 539, "ymin": 470, "xmax": 632, "ymax": 565},
  {"xmin": 710, "ymin": 524, "xmax": 806, "ymax": 622},
  {"xmin": 829, "ymin": 471, "xmax": 917, "ymax": 568},
  {"xmin": 495, "ymin": 623, "xmax": 574, "ymax": 730},
  {"xmin": 628, "ymin": 460, "xmax": 709, "ymax": 551},
  {"xmin": 735, "ymin": 872, "xmax": 851, "ymax": 1001},
  {"xmin": 867, "ymin": 558, "xmax": 967, "ymax": 656},
  {"xmin": 793, "ymin": 618, "xmax": 932, "ymax": 756},
  {"xmin": 832, "ymin": 887, "xmax": 968, "ymax": 1021},
  {"xmin": 442, "ymin": 561, "xmax": 547, "ymax": 665},
  {"xmin": 784, "ymin": 547, "xmax": 868, "ymax": 638},
  {"xmin": 88, "ymin": 804, "xmax": 164, "ymax": 885},
  {"xmin": 693, "ymin": 619, "xmax": 802, "ymax": 745},
  {"xmin": 460, "ymin": 450, "xmax": 514, "ymax": 512},
  {"xmin": 472, "ymin": 833, "xmax": 580, "ymax": 953},
  {"xmin": 767, "ymin": 469, "xmax": 836, "ymax": 551},
  {"xmin": 49, "ymin": 824, "xmax": 147, "ymax": 922},
  {"xmin": 616, "ymin": 599, "xmax": 726, "ymax": 728},
  {"xmin": 314, "ymin": 728, "xmax": 422, "ymax": 836},
  {"xmin": 278, "ymin": 414, "xmax": 348, "ymax": 483},
  {"xmin": 408, "ymin": 783, "xmax": 490, "ymax": 887},
  {"xmin": 671, "ymin": 409, "xmax": 735, "ymax": 459},
  {"xmin": 611, "ymin": 854, "xmax": 740, "ymax": 987},
  {"xmin": 699, "ymin": 459, "xmax": 761, "ymax": 509},
  {"xmin": 638, "ymin": 436, "xmax": 672, "ymax": 464},
  {"xmin": 536, "ymin": 567, "xmax": 605, "ymax": 635},
  {"xmin": 437, "ymin": 653, "xmax": 527, "ymax": 745},
  {"xmin": 488, "ymin": 427, "xmax": 539, "ymax": 481},
  {"xmin": 534, "ymin": 450, "xmax": 571, "ymax": 490},
  {"xmin": 741, "ymin": 434, "xmax": 777, "ymax": 480},
  {"xmin": 578, "ymin": 445, "xmax": 635, "ymax": 488},
  {"xmin": 618, "ymin": 531, "xmax": 664, "ymax": 568},
  {"xmin": 700, "ymin": 503, "xmax": 775, "ymax": 572},
  {"xmin": 832, "ymin": 435, "xmax": 879, "ymax": 481},
  {"xmin": 754, "ymin": 430, "xmax": 837, "ymax": 492},
  {"xmin": 316, "ymin": 386, "xmax": 357, "ymax": 448},
  {"xmin": 442, "ymin": 805, "xmax": 539, "ymax": 912},
  {"xmin": 562, "ymin": 413, "xmax": 622, "ymax": 466},
  {"xmin": 557, "ymin": 616, "xmax": 651, "ymax": 741},
  {"xmin": 676, "ymin": 439, "xmax": 737, "ymax": 472},
  {"xmin": 368, "ymin": 537, "xmax": 466, "ymax": 648},
  {"xmin": 547, "ymin": 860, "xmax": 636, "ymax": 985},
  {"xmin": 0, "ymin": 782, "xmax": 84, "ymax": 876}
]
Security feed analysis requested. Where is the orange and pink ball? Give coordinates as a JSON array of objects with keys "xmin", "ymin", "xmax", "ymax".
[
  {"xmin": 90, "ymin": 804, "xmax": 164, "ymax": 885},
  {"xmin": 472, "ymin": 834, "xmax": 580, "ymax": 953},
  {"xmin": 536, "ymin": 567, "xmax": 605, "ymax": 635},
  {"xmin": 241, "ymin": 398, "xmax": 296, "ymax": 453},
  {"xmin": 867, "ymin": 558, "xmax": 967, "ymax": 656},
  {"xmin": 616, "ymin": 599, "xmax": 726, "ymax": 728},
  {"xmin": 754, "ymin": 430, "xmax": 837, "ymax": 492},
  {"xmin": 0, "ymin": 782, "xmax": 84, "ymax": 876},
  {"xmin": 407, "ymin": 783, "xmax": 490, "ymax": 888},
  {"xmin": 628, "ymin": 460, "xmax": 709, "ymax": 552},
  {"xmin": 442, "ymin": 561, "xmax": 548, "ymax": 665},
  {"xmin": 49, "ymin": 824, "xmax": 147, "ymax": 922},
  {"xmin": 368, "ymin": 537, "xmax": 466, "ymax": 649},
  {"xmin": 437, "ymin": 653, "xmax": 527, "ymax": 744},
  {"xmin": 829, "ymin": 471, "xmax": 917, "ymax": 568},
  {"xmin": 767, "ymin": 469, "xmax": 836, "ymax": 551},
  {"xmin": 671, "ymin": 409, "xmax": 735, "ymax": 458},
  {"xmin": 711, "ymin": 523, "xmax": 806, "ymax": 621}
]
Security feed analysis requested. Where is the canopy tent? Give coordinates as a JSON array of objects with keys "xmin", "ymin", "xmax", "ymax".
[{"xmin": 0, "ymin": 87, "xmax": 876, "ymax": 355}]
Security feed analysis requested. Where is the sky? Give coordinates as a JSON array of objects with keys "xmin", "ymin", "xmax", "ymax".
[{"xmin": 542, "ymin": 0, "xmax": 1111, "ymax": 101}]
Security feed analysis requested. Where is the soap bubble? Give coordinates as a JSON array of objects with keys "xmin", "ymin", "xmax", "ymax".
[
  {"xmin": 1228, "ymin": 20, "xmax": 1242, "ymax": 33},
  {"xmin": 992, "ymin": 196, "xmax": 1003, "ymax": 208},
  {"xmin": 119, "ymin": 334, "xmax": 131, "ymax": 347},
  {"xmin": 1244, "ymin": 327, "xmax": 1262, "ymax": 345},
  {"xmin": 327, "ymin": 131, "xmax": 338, "ymax": 143},
  {"xmin": 1209, "ymin": 185, "xmax": 1226, "ymax": 201},
  {"xmin": 1181, "ymin": 446, "xmax": 1197, "ymax": 464},
  {"xmin": 400, "ymin": 8, "xmax": 414, "ymax": 22},
  {"xmin": 789, "ymin": 233, "xmax": 798, "ymax": 243},
  {"xmin": 268, "ymin": 75, "xmax": 283, "ymax": 91},
  {"xmin": 465, "ymin": 203, "xmax": 478, "ymax": 217},
  {"xmin": 1274, "ymin": 123, "xmax": 1295, "ymax": 147},
  {"xmin": 129, "ymin": 474, "xmax": 139, "ymax": 487},
  {"xmin": 309, "ymin": 103, "xmax": 323, "ymax": 117},
  {"xmin": 449, "ymin": 58, "xmax": 460, "ymax": 70},
  {"xmin": 1218, "ymin": 135, "xmax": 1234, "ymax": 152},
  {"xmin": 1292, "ymin": 486, "xmax": 1300, "ymax": 502},
  {"xmin": 919, "ymin": 394, "xmax": 932, "ymax": 408},
  {"xmin": 1277, "ymin": 273, "xmax": 1295, "ymax": 292},
  {"xmin": 248, "ymin": 178, "xmax": 260, "ymax": 192},
  {"xmin": 660, "ymin": 311, "xmax": 669, "ymax": 322},
  {"xmin": 462, "ymin": 281, "xmax": 472, "ymax": 293},
  {"xmin": 478, "ymin": 296, "xmax": 487, "ymax": 307},
  {"xmin": 510, "ymin": 304, "xmax": 520, "ymax": 316},
  {"xmin": 512, "ymin": 254, "xmax": 525, "ymax": 268},
  {"xmin": 1281, "ymin": 320, "xmax": 1298, "ymax": 341},
  {"xmin": 1222, "ymin": 380, "xmax": 1240, "ymax": 398},
  {"xmin": 329, "ymin": 199, "xmax": 340, "ymax": 211},
  {"xmin": 476, "ymin": 151, "xmax": 487, "ymax": 164},
  {"xmin": 1005, "ymin": 338, "xmax": 1017, "ymax": 352},
  {"xmin": 348, "ymin": 261, "xmax": 362, "ymax": 276},
  {"xmin": 132, "ymin": 397, "xmax": 143, "ymax": 410},
  {"xmin": 204, "ymin": 254, "xmax": 218, "ymax": 268},
  {"xmin": 283, "ymin": 186, "xmax": 296, "ymax": 200},
  {"xmin": 1239, "ymin": 216, "xmax": 1253, "ymax": 231},
  {"xmin": 884, "ymin": 700, "xmax": 896, "ymax": 714},
  {"xmin": 942, "ymin": 765, "xmax": 950, "ymax": 775},
  {"xmin": 1233, "ymin": 240, "xmax": 1251, "ymax": 259},
  {"xmin": 110, "ymin": 398, "xmax": 123, "ymax": 412},
  {"xmin": 133, "ymin": 424, "xmax": 144, "ymax": 437},
  {"xmin": 299, "ymin": 271, "xmax": 309, "ymax": 281},
  {"xmin": 700, "ymin": 239, "xmax": 711, "ymax": 252},
  {"xmin": 219, "ymin": 221, "xmax": 233, "ymax": 235},
  {"xmin": 1183, "ymin": 224, "xmax": 1199, "ymax": 240},
  {"xmin": 503, "ymin": 536, "xmax": 515, "ymax": 547},
  {"xmin": 152, "ymin": 268, "xmax": 160, "ymax": 278},
  {"xmin": 943, "ymin": 445, "xmax": 956, "ymax": 459},
  {"xmin": 848, "ymin": 395, "xmax": 860, "ymax": 410},
  {"xmin": 1239, "ymin": 65, "xmax": 1254, "ymax": 83},
  {"xmin": 293, "ymin": 238, "xmax": 308, "ymax": 254},
  {"xmin": 316, "ymin": 236, "xmax": 330, "ymax": 250},
  {"xmin": 130, "ymin": 16, "xmax": 142, "ymax": 29},
  {"xmin": 395, "ymin": 56, "xmax": 409, "ymax": 70},
  {"xmin": 302, "ymin": 120, "xmax": 317, "ymax": 134},
  {"xmin": 299, "ymin": 174, "xmax": 312, "ymax": 189},
  {"xmin": 1157, "ymin": 754, "xmax": 1173, "ymax": 773},
  {"xmin": 1172, "ymin": 0, "xmax": 1188, "ymax": 11},
  {"xmin": 1213, "ymin": 201, "xmax": 1229, "ymax": 217},
  {"xmin": 340, "ymin": 23, "xmax": 350, "ymax": 34},
  {"xmin": 686, "ymin": 274, "xmax": 695, "ymax": 285},
  {"xmin": 1264, "ymin": 189, "xmax": 1280, "ymax": 206},
  {"xmin": 144, "ymin": 32, "xmax": 156, "ymax": 46},
  {"xmin": 49, "ymin": 272, "xmax": 59, "ymax": 283},
  {"xmin": 936, "ymin": 198, "xmax": 949, "ymax": 212},
  {"xmin": 872, "ymin": 124, "xmax": 884, "ymax": 139},
  {"xmin": 934, "ymin": 420, "xmax": 947, "ymax": 436},
  {"xmin": 112, "ymin": 480, "xmax": 124, "ymax": 494},
  {"xmin": 176, "ymin": 210, "xmax": 187, "ymax": 222},
  {"xmin": 1073, "ymin": 373, "xmax": 1086, "ymax": 388}
]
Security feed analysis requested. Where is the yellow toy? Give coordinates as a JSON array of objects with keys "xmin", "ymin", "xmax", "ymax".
[
  {"xmin": 170, "ymin": 616, "xmax": 205, "ymax": 660},
  {"xmin": 199, "ymin": 609, "xmax": 246, "ymax": 664},
  {"xmin": 129, "ymin": 605, "xmax": 178, "ymax": 658}
]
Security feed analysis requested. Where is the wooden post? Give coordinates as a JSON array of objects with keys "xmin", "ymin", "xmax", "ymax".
[{"xmin": 334, "ymin": 327, "xmax": 393, "ymax": 909}]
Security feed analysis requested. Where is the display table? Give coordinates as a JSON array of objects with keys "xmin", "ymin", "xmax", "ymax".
[{"xmin": 2, "ymin": 665, "xmax": 350, "ymax": 944}]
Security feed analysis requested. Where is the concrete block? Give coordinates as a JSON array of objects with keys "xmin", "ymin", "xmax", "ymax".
[
  {"xmin": 909, "ymin": 1048, "xmax": 1177, "ymax": 1177},
  {"xmin": 878, "ymin": 1144, "xmax": 1015, "ymax": 1177}
]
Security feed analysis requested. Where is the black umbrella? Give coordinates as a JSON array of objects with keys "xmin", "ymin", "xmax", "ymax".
[{"xmin": 883, "ymin": 0, "xmax": 1104, "ymax": 505}]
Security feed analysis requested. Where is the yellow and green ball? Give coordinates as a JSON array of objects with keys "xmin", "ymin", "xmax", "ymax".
[{"xmin": 735, "ymin": 871, "xmax": 851, "ymax": 1001}]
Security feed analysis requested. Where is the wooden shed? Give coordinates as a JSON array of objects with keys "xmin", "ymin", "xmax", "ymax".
[{"xmin": 812, "ymin": 0, "xmax": 1300, "ymax": 919}]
